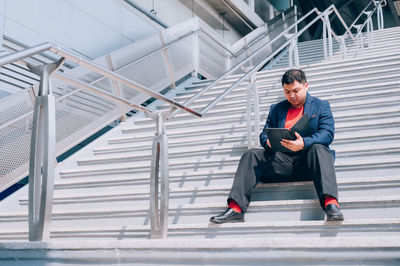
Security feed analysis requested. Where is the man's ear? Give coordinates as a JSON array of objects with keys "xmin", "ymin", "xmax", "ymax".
[{"xmin": 304, "ymin": 82, "xmax": 309, "ymax": 91}]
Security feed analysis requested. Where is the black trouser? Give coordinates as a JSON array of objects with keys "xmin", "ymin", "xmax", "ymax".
[{"xmin": 227, "ymin": 144, "xmax": 338, "ymax": 213}]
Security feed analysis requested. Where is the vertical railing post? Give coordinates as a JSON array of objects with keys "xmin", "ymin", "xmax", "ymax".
[
  {"xmin": 327, "ymin": 14, "xmax": 333, "ymax": 59},
  {"xmin": 246, "ymin": 73, "xmax": 260, "ymax": 148},
  {"xmin": 159, "ymin": 33, "xmax": 176, "ymax": 89},
  {"xmin": 354, "ymin": 25, "xmax": 364, "ymax": 56},
  {"xmin": 193, "ymin": 17, "xmax": 200, "ymax": 78},
  {"xmin": 27, "ymin": 58, "xmax": 65, "ymax": 241},
  {"xmin": 288, "ymin": 36, "xmax": 299, "ymax": 68},
  {"xmin": 252, "ymin": 73, "xmax": 260, "ymax": 147},
  {"xmin": 294, "ymin": 5, "xmax": 298, "ymax": 34},
  {"xmin": 106, "ymin": 54, "xmax": 127, "ymax": 122},
  {"xmin": 376, "ymin": 1, "xmax": 384, "ymax": 30},
  {"xmin": 150, "ymin": 111, "xmax": 169, "ymax": 239},
  {"xmin": 340, "ymin": 35, "xmax": 347, "ymax": 60},
  {"xmin": 246, "ymin": 78, "xmax": 253, "ymax": 148},
  {"xmin": 322, "ymin": 12, "xmax": 328, "ymax": 60},
  {"xmin": 322, "ymin": 11, "xmax": 333, "ymax": 60},
  {"xmin": 367, "ymin": 14, "xmax": 374, "ymax": 47}
]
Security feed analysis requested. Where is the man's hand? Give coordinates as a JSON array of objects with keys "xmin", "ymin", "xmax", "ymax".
[
  {"xmin": 281, "ymin": 132, "xmax": 304, "ymax": 152},
  {"xmin": 267, "ymin": 139, "xmax": 271, "ymax": 148}
]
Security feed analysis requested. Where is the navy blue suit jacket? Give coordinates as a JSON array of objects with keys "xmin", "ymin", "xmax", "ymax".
[{"xmin": 259, "ymin": 93, "xmax": 335, "ymax": 152}]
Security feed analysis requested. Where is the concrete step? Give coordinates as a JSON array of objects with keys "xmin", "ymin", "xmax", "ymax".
[
  {"xmin": 273, "ymin": 38, "xmax": 400, "ymax": 67},
  {"xmin": 18, "ymin": 176, "xmax": 400, "ymax": 211},
  {"xmin": 96, "ymin": 126, "xmax": 400, "ymax": 158},
  {"xmin": 1, "ymin": 218, "xmax": 400, "ymax": 241},
  {"xmin": 0, "ymin": 237, "xmax": 399, "ymax": 265},
  {"xmin": 157, "ymin": 90, "xmax": 400, "ymax": 123},
  {"xmin": 2, "ymin": 195, "xmax": 400, "ymax": 229},
  {"xmin": 58, "ymin": 153, "xmax": 399, "ymax": 187},
  {"xmin": 96, "ymin": 136, "xmax": 399, "ymax": 164},
  {"xmin": 169, "ymin": 76, "xmax": 400, "ymax": 111},
  {"xmin": 176, "ymin": 55, "xmax": 400, "ymax": 98},
  {"xmin": 105, "ymin": 125, "xmax": 400, "ymax": 152},
  {"xmin": 121, "ymin": 104, "xmax": 400, "ymax": 136}
]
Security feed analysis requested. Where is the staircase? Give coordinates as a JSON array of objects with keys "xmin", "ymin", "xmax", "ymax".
[{"xmin": 0, "ymin": 26, "xmax": 400, "ymax": 264}]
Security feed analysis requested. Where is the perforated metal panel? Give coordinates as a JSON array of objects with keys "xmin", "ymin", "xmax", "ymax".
[
  {"xmin": 0, "ymin": 90, "xmax": 33, "ymax": 180},
  {"xmin": 0, "ymin": 76, "xmax": 121, "ymax": 191}
]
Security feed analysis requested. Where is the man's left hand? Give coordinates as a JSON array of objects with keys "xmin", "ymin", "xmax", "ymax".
[{"xmin": 281, "ymin": 132, "xmax": 304, "ymax": 152}]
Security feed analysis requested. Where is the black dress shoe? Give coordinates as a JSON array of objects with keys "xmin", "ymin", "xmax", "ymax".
[
  {"xmin": 210, "ymin": 208, "xmax": 244, "ymax": 224},
  {"xmin": 325, "ymin": 204, "xmax": 344, "ymax": 221}
]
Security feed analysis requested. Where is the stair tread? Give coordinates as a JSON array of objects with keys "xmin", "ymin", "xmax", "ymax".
[{"xmin": 3, "ymin": 195, "xmax": 400, "ymax": 217}]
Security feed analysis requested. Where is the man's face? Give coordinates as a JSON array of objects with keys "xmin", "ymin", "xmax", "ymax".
[{"xmin": 283, "ymin": 80, "xmax": 308, "ymax": 108}]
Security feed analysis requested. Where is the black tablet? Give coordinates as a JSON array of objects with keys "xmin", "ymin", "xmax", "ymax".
[{"xmin": 265, "ymin": 128, "xmax": 296, "ymax": 153}]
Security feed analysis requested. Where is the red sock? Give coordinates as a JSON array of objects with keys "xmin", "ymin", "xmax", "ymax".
[
  {"xmin": 325, "ymin": 196, "xmax": 339, "ymax": 208},
  {"xmin": 228, "ymin": 200, "xmax": 242, "ymax": 213}
]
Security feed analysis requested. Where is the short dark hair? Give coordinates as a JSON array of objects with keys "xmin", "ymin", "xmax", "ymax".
[{"xmin": 281, "ymin": 69, "xmax": 307, "ymax": 86}]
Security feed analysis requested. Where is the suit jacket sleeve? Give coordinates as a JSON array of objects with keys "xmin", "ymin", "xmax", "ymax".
[{"xmin": 302, "ymin": 100, "xmax": 335, "ymax": 150}]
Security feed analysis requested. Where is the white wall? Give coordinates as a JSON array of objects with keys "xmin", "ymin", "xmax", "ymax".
[
  {"xmin": 0, "ymin": 0, "xmax": 159, "ymax": 59},
  {"xmin": 133, "ymin": 0, "xmax": 242, "ymax": 43}
]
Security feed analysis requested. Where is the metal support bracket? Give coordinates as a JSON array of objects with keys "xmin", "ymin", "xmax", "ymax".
[
  {"xmin": 340, "ymin": 35, "xmax": 347, "ymax": 60},
  {"xmin": 287, "ymin": 34, "xmax": 299, "ymax": 68},
  {"xmin": 106, "ymin": 54, "xmax": 127, "ymax": 122},
  {"xmin": 322, "ymin": 12, "xmax": 333, "ymax": 60},
  {"xmin": 148, "ymin": 110, "xmax": 170, "ymax": 238},
  {"xmin": 246, "ymin": 73, "xmax": 260, "ymax": 148},
  {"xmin": 354, "ymin": 25, "xmax": 364, "ymax": 56},
  {"xmin": 27, "ymin": 57, "xmax": 65, "ymax": 241},
  {"xmin": 376, "ymin": 2, "xmax": 384, "ymax": 30}
]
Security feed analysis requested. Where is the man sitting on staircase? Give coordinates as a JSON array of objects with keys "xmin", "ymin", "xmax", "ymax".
[{"xmin": 210, "ymin": 69, "xmax": 344, "ymax": 223}]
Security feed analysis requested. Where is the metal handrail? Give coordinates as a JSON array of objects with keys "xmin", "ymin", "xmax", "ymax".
[
  {"xmin": 233, "ymin": 12, "xmax": 298, "ymax": 58},
  {"xmin": 168, "ymin": 7, "xmax": 317, "ymax": 114},
  {"xmin": 196, "ymin": 0, "xmax": 383, "ymax": 117},
  {"xmin": 354, "ymin": 0, "xmax": 383, "ymax": 39},
  {"xmin": 330, "ymin": 5, "xmax": 355, "ymax": 41},
  {"xmin": 0, "ymin": 43, "xmax": 201, "ymax": 117},
  {"xmin": 348, "ymin": 1, "xmax": 374, "ymax": 32},
  {"xmin": 172, "ymin": 4, "xmax": 355, "ymax": 119},
  {"xmin": 199, "ymin": 6, "xmax": 332, "ymax": 115}
]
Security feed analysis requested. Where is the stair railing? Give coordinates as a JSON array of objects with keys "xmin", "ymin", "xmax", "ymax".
[
  {"xmin": 0, "ymin": 7, "xmax": 296, "ymax": 241},
  {"xmin": 338, "ymin": 0, "xmax": 385, "ymax": 59},
  {"xmin": 0, "ymin": 7, "xmax": 295, "ymax": 195},
  {"xmin": 354, "ymin": 0, "xmax": 386, "ymax": 56},
  {"xmin": 0, "ymin": 43, "xmax": 201, "ymax": 241},
  {"xmin": 168, "ymin": 4, "xmax": 355, "ymax": 147}
]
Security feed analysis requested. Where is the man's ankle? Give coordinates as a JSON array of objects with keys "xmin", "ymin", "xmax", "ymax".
[
  {"xmin": 228, "ymin": 200, "xmax": 242, "ymax": 213},
  {"xmin": 324, "ymin": 196, "xmax": 339, "ymax": 208}
]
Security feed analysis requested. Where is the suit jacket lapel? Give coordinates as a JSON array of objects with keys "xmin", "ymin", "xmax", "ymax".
[{"xmin": 303, "ymin": 93, "xmax": 313, "ymax": 119}]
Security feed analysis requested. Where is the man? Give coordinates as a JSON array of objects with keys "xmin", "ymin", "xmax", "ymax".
[{"xmin": 210, "ymin": 69, "xmax": 344, "ymax": 223}]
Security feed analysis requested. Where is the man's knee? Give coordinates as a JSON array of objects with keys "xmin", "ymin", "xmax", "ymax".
[
  {"xmin": 308, "ymin": 144, "xmax": 329, "ymax": 154},
  {"xmin": 306, "ymin": 144, "xmax": 335, "ymax": 164},
  {"xmin": 240, "ymin": 148, "xmax": 264, "ymax": 161}
]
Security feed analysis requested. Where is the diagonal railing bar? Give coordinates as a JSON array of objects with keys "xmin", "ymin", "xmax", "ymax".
[
  {"xmin": 347, "ymin": 1, "xmax": 374, "ymax": 33},
  {"xmin": 0, "ymin": 43, "xmax": 201, "ymax": 117},
  {"xmin": 52, "ymin": 72, "xmax": 152, "ymax": 115},
  {"xmin": 47, "ymin": 46, "xmax": 201, "ymax": 117},
  {"xmin": 355, "ymin": 0, "xmax": 384, "ymax": 39}
]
